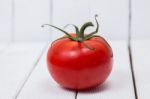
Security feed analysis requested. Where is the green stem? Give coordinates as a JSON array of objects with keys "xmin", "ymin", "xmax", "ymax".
[
  {"xmin": 63, "ymin": 24, "xmax": 80, "ymax": 38},
  {"xmin": 41, "ymin": 24, "xmax": 76, "ymax": 41},
  {"xmin": 79, "ymin": 22, "xmax": 94, "ymax": 41},
  {"xmin": 84, "ymin": 14, "xmax": 99, "ymax": 40},
  {"xmin": 42, "ymin": 14, "xmax": 99, "ymax": 42}
]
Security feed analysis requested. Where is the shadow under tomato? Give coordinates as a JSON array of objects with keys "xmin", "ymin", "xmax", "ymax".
[
  {"xmin": 78, "ymin": 82, "xmax": 110, "ymax": 93},
  {"xmin": 59, "ymin": 81, "xmax": 110, "ymax": 94},
  {"xmin": 41, "ymin": 69, "xmax": 129, "ymax": 95},
  {"xmin": 58, "ymin": 70, "xmax": 130, "ymax": 94}
]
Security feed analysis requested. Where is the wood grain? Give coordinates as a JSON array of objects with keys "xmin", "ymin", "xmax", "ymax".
[
  {"xmin": 131, "ymin": 40, "xmax": 150, "ymax": 99},
  {"xmin": 0, "ymin": 43, "xmax": 46, "ymax": 99},
  {"xmin": 17, "ymin": 47, "xmax": 76, "ymax": 99}
]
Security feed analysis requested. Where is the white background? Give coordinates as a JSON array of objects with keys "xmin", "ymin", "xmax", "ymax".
[{"xmin": 0, "ymin": 0, "xmax": 150, "ymax": 42}]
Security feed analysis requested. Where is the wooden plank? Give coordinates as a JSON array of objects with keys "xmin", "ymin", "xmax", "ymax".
[
  {"xmin": 132, "ymin": 0, "xmax": 150, "ymax": 39},
  {"xmin": 0, "ymin": 43, "xmax": 46, "ymax": 99},
  {"xmin": 52, "ymin": 0, "xmax": 128, "ymax": 40},
  {"xmin": 90, "ymin": 0, "xmax": 129, "ymax": 40},
  {"xmin": 52, "ymin": 0, "xmax": 91, "ymax": 41},
  {"xmin": 0, "ymin": 0, "xmax": 12, "ymax": 41},
  {"xmin": 77, "ymin": 41, "xmax": 135, "ymax": 99},
  {"xmin": 0, "ymin": 43, "xmax": 8, "ymax": 53},
  {"xmin": 131, "ymin": 40, "xmax": 150, "ymax": 99},
  {"xmin": 17, "ymin": 46, "xmax": 76, "ymax": 99},
  {"xmin": 14, "ymin": 0, "xmax": 51, "ymax": 41}
]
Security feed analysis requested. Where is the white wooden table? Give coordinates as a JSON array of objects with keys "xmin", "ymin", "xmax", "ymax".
[
  {"xmin": 0, "ymin": 40, "xmax": 149, "ymax": 99},
  {"xmin": 1, "ymin": 0, "xmax": 150, "ymax": 99}
]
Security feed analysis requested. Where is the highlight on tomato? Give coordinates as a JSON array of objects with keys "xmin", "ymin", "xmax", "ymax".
[{"xmin": 42, "ymin": 15, "xmax": 113, "ymax": 90}]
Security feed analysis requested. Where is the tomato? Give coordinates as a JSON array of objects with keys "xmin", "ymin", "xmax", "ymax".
[{"xmin": 43, "ymin": 15, "xmax": 113, "ymax": 90}]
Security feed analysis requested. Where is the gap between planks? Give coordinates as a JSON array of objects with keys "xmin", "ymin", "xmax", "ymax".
[
  {"xmin": 13, "ymin": 42, "xmax": 49, "ymax": 99},
  {"xmin": 128, "ymin": 0, "xmax": 138, "ymax": 98},
  {"xmin": 128, "ymin": 44, "xmax": 138, "ymax": 99},
  {"xmin": 75, "ymin": 90, "xmax": 78, "ymax": 99}
]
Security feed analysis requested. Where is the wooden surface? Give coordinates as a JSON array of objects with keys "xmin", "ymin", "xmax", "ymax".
[
  {"xmin": 131, "ymin": 40, "xmax": 150, "ymax": 99},
  {"xmin": 0, "ymin": 0, "xmax": 129, "ymax": 42},
  {"xmin": 132, "ymin": 0, "xmax": 150, "ymax": 39},
  {"xmin": 14, "ymin": 0, "xmax": 51, "ymax": 41},
  {"xmin": 77, "ymin": 41, "xmax": 135, "ymax": 99},
  {"xmin": 0, "ymin": 42, "xmax": 47, "ymax": 99},
  {"xmin": 0, "ymin": 0, "xmax": 12, "ymax": 41},
  {"xmin": 52, "ymin": 0, "xmax": 128, "ymax": 40},
  {"xmin": 1, "ymin": 0, "xmax": 150, "ymax": 41},
  {"xmin": 17, "ymin": 48, "xmax": 76, "ymax": 99},
  {"xmin": 1, "ymin": 40, "xmax": 146, "ymax": 99}
]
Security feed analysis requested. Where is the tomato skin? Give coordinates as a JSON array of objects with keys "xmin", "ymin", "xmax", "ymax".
[{"xmin": 47, "ymin": 35, "xmax": 113, "ymax": 90}]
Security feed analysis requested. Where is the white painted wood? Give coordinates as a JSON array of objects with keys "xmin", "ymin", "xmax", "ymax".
[
  {"xmin": 0, "ymin": 43, "xmax": 8, "ymax": 53},
  {"xmin": 14, "ymin": 0, "xmax": 51, "ymax": 42},
  {"xmin": 52, "ymin": 0, "xmax": 128, "ymax": 41},
  {"xmin": 0, "ymin": 0, "xmax": 12, "ymax": 41},
  {"xmin": 77, "ymin": 41, "xmax": 135, "ymax": 99},
  {"xmin": 90, "ymin": 0, "xmax": 129, "ymax": 40},
  {"xmin": 0, "ymin": 43, "xmax": 46, "ymax": 99},
  {"xmin": 52, "ymin": 0, "xmax": 91, "ymax": 41},
  {"xmin": 132, "ymin": 0, "xmax": 150, "ymax": 39},
  {"xmin": 17, "ymin": 47, "xmax": 76, "ymax": 99},
  {"xmin": 131, "ymin": 40, "xmax": 150, "ymax": 99}
]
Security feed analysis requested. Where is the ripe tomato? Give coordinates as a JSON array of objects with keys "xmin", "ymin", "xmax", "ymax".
[{"xmin": 44, "ymin": 15, "xmax": 113, "ymax": 90}]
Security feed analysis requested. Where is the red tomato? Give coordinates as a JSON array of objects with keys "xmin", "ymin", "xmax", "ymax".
[{"xmin": 44, "ymin": 15, "xmax": 113, "ymax": 90}]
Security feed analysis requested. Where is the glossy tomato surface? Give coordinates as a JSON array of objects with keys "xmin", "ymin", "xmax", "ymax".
[{"xmin": 47, "ymin": 35, "xmax": 113, "ymax": 90}]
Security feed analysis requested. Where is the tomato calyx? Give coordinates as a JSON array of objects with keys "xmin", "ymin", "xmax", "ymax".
[{"xmin": 42, "ymin": 14, "xmax": 99, "ymax": 42}]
